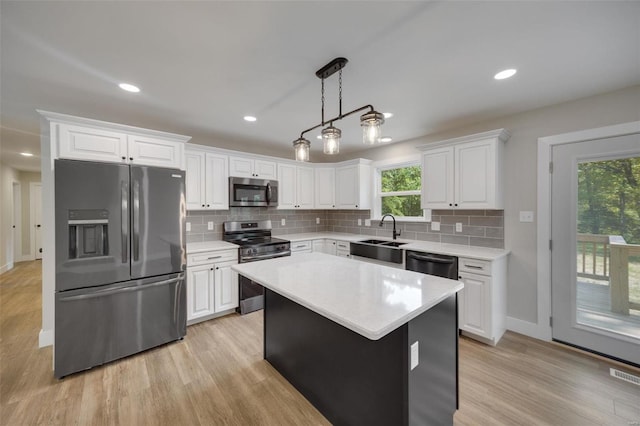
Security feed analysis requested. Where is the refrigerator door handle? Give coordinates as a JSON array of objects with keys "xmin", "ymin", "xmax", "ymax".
[
  {"xmin": 133, "ymin": 179, "xmax": 140, "ymax": 261},
  {"xmin": 58, "ymin": 276, "xmax": 183, "ymax": 301},
  {"xmin": 121, "ymin": 181, "xmax": 129, "ymax": 263}
]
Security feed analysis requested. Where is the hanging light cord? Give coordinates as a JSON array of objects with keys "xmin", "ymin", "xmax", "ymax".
[{"xmin": 339, "ymin": 69, "xmax": 342, "ymax": 117}]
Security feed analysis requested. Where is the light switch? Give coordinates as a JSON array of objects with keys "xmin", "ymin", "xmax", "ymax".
[
  {"xmin": 186, "ymin": 222, "xmax": 191, "ymax": 232},
  {"xmin": 358, "ymin": 219, "xmax": 362, "ymax": 226},
  {"xmin": 410, "ymin": 341, "xmax": 419, "ymax": 370},
  {"xmin": 316, "ymin": 217, "xmax": 320, "ymax": 225},
  {"xmin": 365, "ymin": 219, "xmax": 371, "ymax": 227},
  {"xmin": 281, "ymin": 218, "xmax": 286, "ymax": 226},
  {"xmin": 456, "ymin": 222, "xmax": 463, "ymax": 233},
  {"xmin": 207, "ymin": 221, "xmax": 214, "ymax": 231},
  {"xmin": 519, "ymin": 211, "xmax": 534, "ymax": 223},
  {"xmin": 431, "ymin": 221, "xmax": 440, "ymax": 231}
]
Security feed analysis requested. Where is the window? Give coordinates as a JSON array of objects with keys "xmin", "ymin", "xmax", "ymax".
[{"xmin": 375, "ymin": 163, "xmax": 424, "ymax": 219}]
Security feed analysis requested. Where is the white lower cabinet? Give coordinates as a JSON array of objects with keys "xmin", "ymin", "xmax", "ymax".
[
  {"xmin": 186, "ymin": 249, "xmax": 238, "ymax": 324},
  {"xmin": 312, "ymin": 239, "xmax": 337, "ymax": 255},
  {"xmin": 457, "ymin": 256, "xmax": 507, "ymax": 345},
  {"xmin": 291, "ymin": 240, "xmax": 312, "ymax": 254},
  {"xmin": 336, "ymin": 240, "xmax": 350, "ymax": 258}
]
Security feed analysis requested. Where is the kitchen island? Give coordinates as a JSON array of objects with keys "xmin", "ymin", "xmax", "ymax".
[{"xmin": 232, "ymin": 252, "xmax": 463, "ymax": 426}]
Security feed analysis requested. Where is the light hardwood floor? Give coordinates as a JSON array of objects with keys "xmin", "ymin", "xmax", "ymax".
[{"xmin": 1, "ymin": 261, "xmax": 638, "ymax": 425}]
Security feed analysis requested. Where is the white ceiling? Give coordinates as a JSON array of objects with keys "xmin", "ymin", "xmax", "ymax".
[{"xmin": 2, "ymin": 1, "xmax": 639, "ymax": 172}]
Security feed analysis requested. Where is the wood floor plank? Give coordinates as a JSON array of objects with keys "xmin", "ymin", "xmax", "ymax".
[{"xmin": 1, "ymin": 261, "xmax": 639, "ymax": 425}]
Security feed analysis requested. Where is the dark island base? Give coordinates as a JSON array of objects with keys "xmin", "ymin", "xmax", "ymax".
[{"xmin": 264, "ymin": 289, "xmax": 458, "ymax": 426}]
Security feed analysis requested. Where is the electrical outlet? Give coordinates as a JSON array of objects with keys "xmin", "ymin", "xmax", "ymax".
[
  {"xmin": 358, "ymin": 219, "xmax": 362, "ymax": 226},
  {"xmin": 186, "ymin": 222, "xmax": 191, "ymax": 232},
  {"xmin": 519, "ymin": 211, "xmax": 534, "ymax": 222},
  {"xmin": 364, "ymin": 219, "xmax": 371, "ymax": 227},
  {"xmin": 410, "ymin": 341, "xmax": 419, "ymax": 370},
  {"xmin": 456, "ymin": 222, "xmax": 463, "ymax": 233},
  {"xmin": 316, "ymin": 217, "xmax": 320, "ymax": 225},
  {"xmin": 431, "ymin": 221, "xmax": 440, "ymax": 231},
  {"xmin": 281, "ymin": 218, "xmax": 286, "ymax": 226},
  {"xmin": 207, "ymin": 221, "xmax": 214, "ymax": 231}
]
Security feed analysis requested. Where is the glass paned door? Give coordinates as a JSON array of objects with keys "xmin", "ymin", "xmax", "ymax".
[{"xmin": 551, "ymin": 133, "xmax": 640, "ymax": 365}]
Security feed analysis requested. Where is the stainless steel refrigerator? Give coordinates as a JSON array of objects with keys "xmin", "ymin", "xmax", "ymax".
[{"xmin": 54, "ymin": 159, "xmax": 186, "ymax": 378}]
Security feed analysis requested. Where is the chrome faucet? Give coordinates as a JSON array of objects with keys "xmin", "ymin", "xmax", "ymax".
[{"xmin": 379, "ymin": 214, "xmax": 401, "ymax": 240}]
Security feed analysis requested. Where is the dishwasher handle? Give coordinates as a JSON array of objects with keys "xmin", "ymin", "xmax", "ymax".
[{"xmin": 407, "ymin": 252, "xmax": 456, "ymax": 264}]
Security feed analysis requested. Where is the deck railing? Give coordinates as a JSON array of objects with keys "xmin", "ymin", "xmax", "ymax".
[{"xmin": 577, "ymin": 233, "xmax": 639, "ymax": 315}]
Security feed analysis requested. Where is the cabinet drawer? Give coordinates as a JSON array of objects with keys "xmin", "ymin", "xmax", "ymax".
[
  {"xmin": 336, "ymin": 241, "xmax": 349, "ymax": 250},
  {"xmin": 291, "ymin": 241, "xmax": 312, "ymax": 252},
  {"xmin": 336, "ymin": 249, "xmax": 350, "ymax": 258},
  {"xmin": 188, "ymin": 249, "xmax": 237, "ymax": 267},
  {"xmin": 459, "ymin": 257, "xmax": 491, "ymax": 276}
]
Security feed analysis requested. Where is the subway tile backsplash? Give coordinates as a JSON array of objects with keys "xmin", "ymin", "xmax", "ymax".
[{"xmin": 186, "ymin": 208, "xmax": 504, "ymax": 249}]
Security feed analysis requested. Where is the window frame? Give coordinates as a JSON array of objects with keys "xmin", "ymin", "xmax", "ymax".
[{"xmin": 372, "ymin": 155, "xmax": 426, "ymax": 221}]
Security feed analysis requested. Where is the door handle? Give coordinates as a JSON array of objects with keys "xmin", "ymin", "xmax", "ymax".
[
  {"xmin": 133, "ymin": 179, "xmax": 140, "ymax": 261},
  {"xmin": 121, "ymin": 181, "xmax": 129, "ymax": 264},
  {"xmin": 266, "ymin": 182, "xmax": 272, "ymax": 205},
  {"xmin": 59, "ymin": 276, "xmax": 183, "ymax": 301}
]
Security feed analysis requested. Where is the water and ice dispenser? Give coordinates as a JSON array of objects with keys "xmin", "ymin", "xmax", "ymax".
[{"xmin": 67, "ymin": 209, "xmax": 109, "ymax": 259}]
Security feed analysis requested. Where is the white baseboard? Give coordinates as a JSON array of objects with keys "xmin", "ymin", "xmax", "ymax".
[
  {"xmin": 39, "ymin": 328, "xmax": 53, "ymax": 348},
  {"xmin": 507, "ymin": 316, "xmax": 549, "ymax": 341},
  {"xmin": 0, "ymin": 262, "xmax": 14, "ymax": 274}
]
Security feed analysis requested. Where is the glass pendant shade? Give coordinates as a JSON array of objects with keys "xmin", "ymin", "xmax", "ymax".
[
  {"xmin": 322, "ymin": 126, "xmax": 341, "ymax": 155},
  {"xmin": 293, "ymin": 138, "xmax": 310, "ymax": 162},
  {"xmin": 360, "ymin": 111, "xmax": 385, "ymax": 144}
]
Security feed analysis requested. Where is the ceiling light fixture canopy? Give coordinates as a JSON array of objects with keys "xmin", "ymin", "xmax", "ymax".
[{"xmin": 292, "ymin": 57, "xmax": 385, "ymax": 161}]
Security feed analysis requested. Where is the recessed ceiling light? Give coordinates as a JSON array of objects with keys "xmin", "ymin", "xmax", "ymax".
[
  {"xmin": 383, "ymin": 112, "xmax": 394, "ymax": 119},
  {"xmin": 244, "ymin": 116, "xmax": 257, "ymax": 122},
  {"xmin": 20, "ymin": 152, "xmax": 34, "ymax": 157},
  {"xmin": 380, "ymin": 137, "xmax": 393, "ymax": 143},
  {"xmin": 494, "ymin": 69, "xmax": 517, "ymax": 80},
  {"xmin": 118, "ymin": 83, "xmax": 140, "ymax": 93}
]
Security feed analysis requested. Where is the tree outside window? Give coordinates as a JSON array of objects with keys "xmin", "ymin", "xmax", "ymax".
[{"xmin": 379, "ymin": 164, "xmax": 424, "ymax": 218}]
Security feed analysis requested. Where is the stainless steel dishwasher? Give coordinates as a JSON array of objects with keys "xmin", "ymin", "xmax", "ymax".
[{"xmin": 405, "ymin": 250, "xmax": 458, "ymax": 279}]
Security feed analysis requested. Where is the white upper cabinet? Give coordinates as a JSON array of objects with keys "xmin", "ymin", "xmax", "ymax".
[
  {"xmin": 335, "ymin": 161, "xmax": 372, "ymax": 210},
  {"xmin": 418, "ymin": 129, "xmax": 509, "ymax": 210},
  {"xmin": 229, "ymin": 156, "xmax": 277, "ymax": 179},
  {"xmin": 278, "ymin": 163, "xmax": 314, "ymax": 209},
  {"xmin": 185, "ymin": 148, "xmax": 229, "ymax": 210},
  {"xmin": 315, "ymin": 168, "xmax": 336, "ymax": 209},
  {"xmin": 46, "ymin": 111, "xmax": 190, "ymax": 169}
]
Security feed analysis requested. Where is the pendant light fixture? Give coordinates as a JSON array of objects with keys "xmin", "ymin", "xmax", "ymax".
[{"xmin": 292, "ymin": 57, "xmax": 385, "ymax": 161}]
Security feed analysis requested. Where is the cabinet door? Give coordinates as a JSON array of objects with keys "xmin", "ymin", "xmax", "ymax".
[
  {"xmin": 421, "ymin": 147, "xmax": 454, "ymax": 209},
  {"xmin": 458, "ymin": 272, "xmax": 490, "ymax": 338},
  {"xmin": 58, "ymin": 123, "xmax": 128, "ymax": 163},
  {"xmin": 205, "ymin": 153, "xmax": 229, "ymax": 210},
  {"xmin": 214, "ymin": 263, "xmax": 239, "ymax": 312},
  {"xmin": 455, "ymin": 140, "xmax": 496, "ymax": 208},
  {"xmin": 335, "ymin": 166, "xmax": 359, "ymax": 209},
  {"xmin": 128, "ymin": 135, "xmax": 183, "ymax": 168},
  {"xmin": 254, "ymin": 160, "xmax": 277, "ymax": 179},
  {"xmin": 185, "ymin": 151, "xmax": 206, "ymax": 210},
  {"xmin": 229, "ymin": 156, "xmax": 254, "ymax": 178},
  {"xmin": 187, "ymin": 265, "xmax": 215, "ymax": 322},
  {"xmin": 296, "ymin": 166, "xmax": 315, "ymax": 209},
  {"xmin": 326, "ymin": 239, "xmax": 337, "ymax": 256},
  {"xmin": 315, "ymin": 168, "xmax": 336, "ymax": 209},
  {"xmin": 277, "ymin": 163, "xmax": 297, "ymax": 209}
]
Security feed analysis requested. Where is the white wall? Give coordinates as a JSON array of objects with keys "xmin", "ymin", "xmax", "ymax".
[
  {"xmin": 341, "ymin": 85, "xmax": 640, "ymax": 333},
  {"xmin": 0, "ymin": 163, "xmax": 20, "ymax": 272},
  {"xmin": 19, "ymin": 171, "xmax": 42, "ymax": 258}
]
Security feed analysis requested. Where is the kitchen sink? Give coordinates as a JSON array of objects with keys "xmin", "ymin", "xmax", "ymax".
[
  {"xmin": 351, "ymin": 239, "xmax": 405, "ymax": 264},
  {"xmin": 380, "ymin": 241, "xmax": 407, "ymax": 247},
  {"xmin": 358, "ymin": 239, "xmax": 389, "ymax": 245}
]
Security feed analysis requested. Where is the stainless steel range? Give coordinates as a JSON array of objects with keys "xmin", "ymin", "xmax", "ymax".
[{"xmin": 223, "ymin": 220, "xmax": 290, "ymax": 314}]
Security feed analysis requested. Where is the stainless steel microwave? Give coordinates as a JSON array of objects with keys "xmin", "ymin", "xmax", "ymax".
[{"xmin": 229, "ymin": 177, "xmax": 278, "ymax": 207}]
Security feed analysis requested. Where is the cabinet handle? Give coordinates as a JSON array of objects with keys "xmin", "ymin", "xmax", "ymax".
[
  {"xmin": 215, "ymin": 267, "xmax": 219, "ymax": 270},
  {"xmin": 464, "ymin": 264, "xmax": 483, "ymax": 270},
  {"xmin": 449, "ymin": 203, "xmax": 453, "ymax": 207},
  {"xmin": 129, "ymin": 157, "xmax": 133, "ymax": 161},
  {"xmin": 121, "ymin": 156, "xmax": 126, "ymax": 160},
  {"xmin": 202, "ymin": 204, "xmax": 205, "ymax": 207},
  {"xmin": 454, "ymin": 203, "xmax": 458, "ymax": 207},
  {"xmin": 207, "ymin": 204, "xmax": 210, "ymax": 207},
  {"xmin": 210, "ymin": 268, "xmax": 214, "ymax": 271},
  {"xmin": 355, "ymin": 205, "xmax": 358, "ymax": 208},
  {"xmin": 207, "ymin": 255, "xmax": 222, "ymax": 260}
]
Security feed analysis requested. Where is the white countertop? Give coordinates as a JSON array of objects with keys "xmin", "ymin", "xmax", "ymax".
[
  {"xmin": 186, "ymin": 240, "xmax": 237, "ymax": 254},
  {"xmin": 232, "ymin": 252, "xmax": 464, "ymax": 340},
  {"xmin": 283, "ymin": 232, "xmax": 509, "ymax": 260}
]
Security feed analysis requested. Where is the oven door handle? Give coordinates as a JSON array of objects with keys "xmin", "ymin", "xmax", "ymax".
[{"xmin": 241, "ymin": 251, "xmax": 291, "ymax": 262}]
